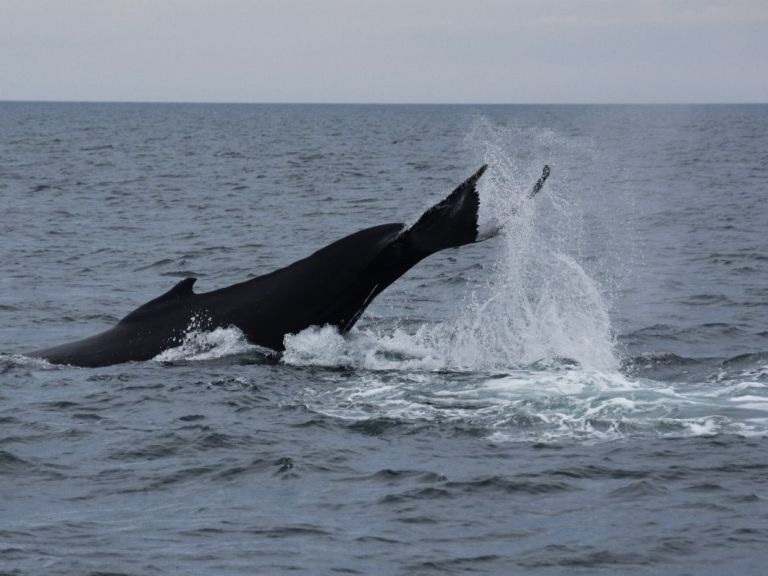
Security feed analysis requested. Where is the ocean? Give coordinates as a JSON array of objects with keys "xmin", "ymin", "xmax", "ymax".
[{"xmin": 1, "ymin": 102, "xmax": 767, "ymax": 575}]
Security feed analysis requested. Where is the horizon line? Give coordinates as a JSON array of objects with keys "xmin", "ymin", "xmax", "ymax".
[{"xmin": 2, "ymin": 99, "xmax": 767, "ymax": 107}]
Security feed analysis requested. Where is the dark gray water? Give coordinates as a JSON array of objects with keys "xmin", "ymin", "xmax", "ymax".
[{"xmin": 1, "ymin": 103, "xmax": 768, "ymax": 575}]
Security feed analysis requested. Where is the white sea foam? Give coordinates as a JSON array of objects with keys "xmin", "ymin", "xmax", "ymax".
[
  {"xmin": 0, "ymin": 353, "xmax": 59, "ymax": 370},
  {"xmin": 153, "ymin": 326, "xmax": 257, "ymax": 362},
  {"xmin": 297, "ymin": 363, "xmax": 768, "ymax": 441},
  {"xmin": 283, "ymin": 326, "xmax": 445, "ymax": 371}
]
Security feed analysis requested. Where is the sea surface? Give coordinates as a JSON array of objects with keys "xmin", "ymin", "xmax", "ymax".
[{"xmin": 1, "ymin": 103, "xmax": 767, "ymax": 575}]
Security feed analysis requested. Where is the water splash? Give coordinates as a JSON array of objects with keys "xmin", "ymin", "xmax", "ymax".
[
  {"xmin": 449, "ymin": 120, "xmax": 616, "ymax": 371},
  {"xmin": 154, "ymin": 326, "xmax": 256, "ymax": 362},
  {"xmin": 285, "ymin": 119, "xmax": 617, "ymax": 373},
  {"xmin": 283, "ymin": 326, "xmax": 445, "ymax": 371}
]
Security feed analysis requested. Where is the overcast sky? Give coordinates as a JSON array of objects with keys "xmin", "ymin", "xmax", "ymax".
[{"xmin": 1, "ymin": 0, "xmax": 766, "ymax": 103}]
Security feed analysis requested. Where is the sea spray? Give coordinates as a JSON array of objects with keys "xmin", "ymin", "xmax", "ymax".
[
  {"xmin": 440, "ymin": 120, "xmax": 618, "ymax": 372},
  {"xmin": 286, "ymin": 121, "xmax": 618, "ymax": 373}
]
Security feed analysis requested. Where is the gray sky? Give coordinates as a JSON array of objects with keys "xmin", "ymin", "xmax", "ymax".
[{"xmin": 1, "ymin": 0, "xmax": 766, "ymax": 103}]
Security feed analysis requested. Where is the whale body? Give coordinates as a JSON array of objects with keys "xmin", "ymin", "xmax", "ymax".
[{"xmin": 29, "ymin": 164, "xmax": 549, "ymax": 367}]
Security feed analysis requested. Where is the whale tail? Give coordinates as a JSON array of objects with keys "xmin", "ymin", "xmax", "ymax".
[
  {"xmin": 405, "ymin": 164, "xmax": 487, "ymax": 256},
  {"xmin": 406, "ymin": 164, "xmax": 550, "ymax": 257}
]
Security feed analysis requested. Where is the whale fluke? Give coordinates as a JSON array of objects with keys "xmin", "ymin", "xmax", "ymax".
[{"xmin": 406, "ymin": 164, "xmax": 488, "ymax": 254}]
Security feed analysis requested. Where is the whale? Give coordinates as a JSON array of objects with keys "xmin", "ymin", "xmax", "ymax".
[{"xmin": 28, "ymin": 164, "xmax": 550, "ymax": 367}]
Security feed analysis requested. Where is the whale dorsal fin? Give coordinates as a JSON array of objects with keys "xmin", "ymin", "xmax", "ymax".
[
  {"xmin": 164, "ymin": 277, "xmax": 197, "ymax": 299},
  {"xmin": 120, "ymin": 277, "xmax": 197, "ymax": 323}
]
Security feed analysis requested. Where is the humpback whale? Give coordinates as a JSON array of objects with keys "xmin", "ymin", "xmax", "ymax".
[{"xmin": 29, "ymin": 165, "xmax": 550, "ymax": 367}]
